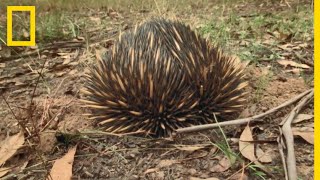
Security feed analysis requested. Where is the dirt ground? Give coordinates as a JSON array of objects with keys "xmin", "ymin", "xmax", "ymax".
[{"xmin": 0, "ymin": 0, "xmax": 314, "ymax": 179}]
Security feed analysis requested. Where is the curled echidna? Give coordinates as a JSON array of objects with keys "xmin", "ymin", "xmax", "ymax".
[{"xmin": 81, "ymin": 18, "xmax": 248, "ymax": 137}]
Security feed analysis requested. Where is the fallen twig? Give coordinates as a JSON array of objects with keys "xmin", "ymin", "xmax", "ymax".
[
  {"xmin": 278, "ymin": 128, "xmax": 288, "ymax": 180},
  {"xmin": 280, "ymin": 90, "xmax": 314, "ymax": 180},
  {"xmin": 176, "ymin": 89, "xmax": 313, "ymax": 134}
]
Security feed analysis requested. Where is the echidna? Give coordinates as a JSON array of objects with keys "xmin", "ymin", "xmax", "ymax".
[{"xmin": 81, "ymin": 18, "xmax": 248, "ymax": 137}]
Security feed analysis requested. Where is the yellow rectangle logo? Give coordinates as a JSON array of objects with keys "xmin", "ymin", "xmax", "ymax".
[{"xmin": 7, "ymin": 6, "xmax": 36, "ymax": 46}]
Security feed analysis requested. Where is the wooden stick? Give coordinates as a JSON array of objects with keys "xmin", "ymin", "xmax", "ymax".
[
  {"xmin": 281, "ymin": 90, "xmax": 314, "ymax": 180},
  {"xmin": 176, "ymin": 89, "xmax": 313, "ymax": 134},
  {"xmin": 278, "ymin": 128, "xmax": 289, "ymax": 180}
]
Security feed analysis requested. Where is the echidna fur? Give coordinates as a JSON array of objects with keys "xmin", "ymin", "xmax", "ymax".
[{"xmin": 81, "ymin": 18, "xmax": 248, "ymax": 137}]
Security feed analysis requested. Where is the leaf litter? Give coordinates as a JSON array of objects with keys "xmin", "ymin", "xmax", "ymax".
[
  {"xmin": 239, "ymin": 125, "xmax": 272, "ymax": 175},
  {"xmin": 0, "ymin": 131, "xmax": 25, "ymax": 166},
  {"xmin": 292, "ymin": 127, "xmax": 314, "ymax": 145},
  {"xmin": 48, "ymin": 145, "xmax": 77, "ymax": 180},
  {"xmin": 209, "ymin": 156, "xmax": 231, "ymax": 173}
]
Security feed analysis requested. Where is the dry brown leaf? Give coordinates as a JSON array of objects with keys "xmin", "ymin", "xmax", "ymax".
[
  {"xmin": 239, "ymin": 126, "xmax": 272, "ymax": 174},
  {"xmin": 239, "ymin": 125, "xmax": 255, "ymax": 161},
  {"xmin": 144, "ymin": 168, "xmax": 159, "ymax": 174},
  {"xmin": 209, "ymin": 156, "xmax": 231, "ymax": 172},
  {"xmin": 157, "ymin": 159, "xmax": 178, "ymax": 168},
  {"xmin": 292, "ymin": 114, "xmax": 314, "ymax": 124},
  {"xmin": 292, "ymin": 130, "xmax": 314, "ymax": 144},
  {"xmin": 174, "ymin": 145, "xmax": 206, "ymax": 152},
  {"xmin": 0, "ymin": 167, "xmax": 10, "ymax": 178},
  {"xmin": 277, "ymin": 60, "xmax": 310, "ymax": 69},
  {"xmin": 0, "ymin": 131, "xmax": 25, "ymax": 166},
  {"xmin": 48, "ymin": 145, "xmax": 77, "ymax": 180},
  {"xmin": 0, "ymin": 63, "xmax": 5, "ymax": 68},
  {"xmin": 256, "ymin": 147, "xmax": 272, "ymax": 163}
]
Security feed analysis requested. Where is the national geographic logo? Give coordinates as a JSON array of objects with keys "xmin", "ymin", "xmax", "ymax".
[{"xmin": 7, "ymin": 6, "xmax": 35, "ymax": 46}]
